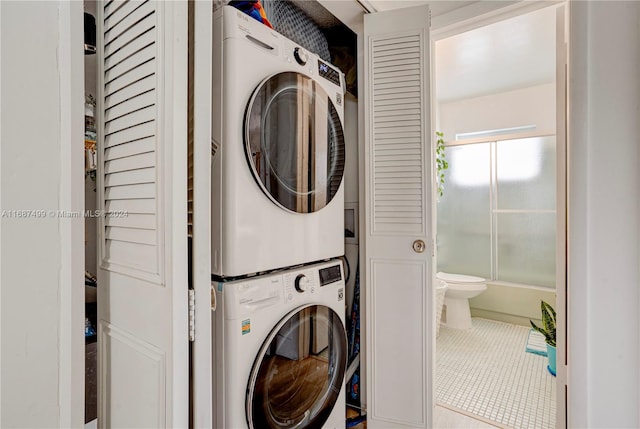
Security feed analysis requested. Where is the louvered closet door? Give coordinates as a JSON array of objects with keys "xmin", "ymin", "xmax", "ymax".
[
  {"xmin": 97, "ymin": 1, "xmax": 189, "ymax": 427},
  {"xmin": 363, "ymin": 5, "xmax": 434, "ymax": 429}
]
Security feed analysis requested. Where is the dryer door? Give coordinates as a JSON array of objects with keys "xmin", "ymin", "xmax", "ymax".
[
  {"xmin": 245, "ymin": 72, "xmax": 345, "ymax": 213},
  {"xmin": 246, "ymin": 304, "xmax": 347, "ymax": 429}
]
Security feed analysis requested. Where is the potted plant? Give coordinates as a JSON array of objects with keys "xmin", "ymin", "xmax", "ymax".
[
  {"xmin": 435, "ymin": 131, "xmax": 449, "ymax": 199},
  {"xmin": 530, "ymin": 300, "xmax": 556, "ymax": 376}
]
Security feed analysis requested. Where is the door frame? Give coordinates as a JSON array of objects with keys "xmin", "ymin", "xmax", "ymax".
[
  {"xmin": 0, "ymin": 2, "xmax": 85, "ymax": 426},
  {"xmin": 429, "ymin": 2, "xmax": 568, "ymax": 427},
  {"xmin": 57, "ymin": 1, "xmax": 86, "ymax": 426}
]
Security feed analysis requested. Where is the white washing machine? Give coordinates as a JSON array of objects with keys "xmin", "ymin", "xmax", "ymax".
[
  {"xmin": 212, "ymin": 260, "xmax": 348, "ymax": 429},
  {"xmin": 212, "ymin": 6, "xmax": 346, "ymax": 278}
]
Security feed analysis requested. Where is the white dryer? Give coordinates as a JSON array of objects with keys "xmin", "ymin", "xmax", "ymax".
[
  {"xmin": 212, "ymin": 6, "xmax": 346, "ymax": 277},
  {"xmin": 212, "ymin": 260, "xmax": 348, "ymax": 429}
]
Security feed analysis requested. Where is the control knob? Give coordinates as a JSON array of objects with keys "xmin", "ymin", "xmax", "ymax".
[
  {"xmin": 293, "ymin": 47, "xmax": 308, "ymax": 66},
  {"xmin": 294, "ymin": 274, "xmax": 308, "ymax": 293}
]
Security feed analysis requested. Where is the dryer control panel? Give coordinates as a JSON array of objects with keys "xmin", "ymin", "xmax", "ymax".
[{"xmin": 318, "ymin": 60, "xmax": 341, "ymax": 87}]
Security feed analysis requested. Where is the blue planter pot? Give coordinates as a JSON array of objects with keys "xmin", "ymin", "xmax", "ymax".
[{"xmin": 547, "ymin": 344, "xmax": 557, "ymax": 377}]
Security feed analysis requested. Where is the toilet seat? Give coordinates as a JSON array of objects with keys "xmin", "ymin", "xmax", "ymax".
[{"xmin": 436, "ymin": 272, "xmax": 486, "ymax": 285}]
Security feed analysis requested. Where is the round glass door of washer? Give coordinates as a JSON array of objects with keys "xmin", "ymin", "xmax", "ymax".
[
  {"xmin": 245, "ymin": 72, "xmax": 345, "ymax": 213},
  {"xmin": 246, "ymin": 305, "xmax": 347, "ymax": 429}
]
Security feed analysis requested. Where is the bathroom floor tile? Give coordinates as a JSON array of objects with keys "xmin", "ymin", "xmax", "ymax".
[{"xmin": 436, "ymin": 318, "xmax": 556, "ymax": 429}]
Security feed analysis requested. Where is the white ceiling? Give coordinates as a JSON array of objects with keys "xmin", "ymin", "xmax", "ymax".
[
  {"xmin": 319, "ymin": 0, "xmax": 478, "ymax": 31},
  {"xmin": 327, "ymin": 0, "xmax": 556, "ymax": 102},
  {"xmin": 435, "ymin": 5, "xmax": 556, "ymax": 102},
  {"xmin": 369, "ymin": 0, "xmax": 475, "ymax": 16}
]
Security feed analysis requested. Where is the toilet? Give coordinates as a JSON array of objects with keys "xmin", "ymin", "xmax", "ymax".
[
  {"xmin": 435, "ymin": 280, "xmax": 448, "ymax": 337},
  {"xmin": 436, "ymin": 272, "xmax": 487, "ymax": 330}
]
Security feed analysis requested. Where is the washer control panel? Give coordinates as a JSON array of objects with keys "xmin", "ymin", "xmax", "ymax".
[
  {"xmin": 319, "ymin": 264, "xmax": 342, "ymax": 286},
  {"xmin": 283, "ymin": 263, "xmax": 344, "ymax": 302},
  {"xmin": 285, "ymin": 270, "xmax": 317, "ymax": 301},
  {"xmin": 294, "ymin": 274, "xmax": 309, "ymax": 293}
]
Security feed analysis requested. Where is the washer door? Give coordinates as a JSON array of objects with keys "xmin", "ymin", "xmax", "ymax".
[
  {"xmin": 245, "ymin": 72, "xmax": 345, "ymax": 213},
  {"xmin": 246, "ymin": 305, "xmax": 347, "ymax": 429}
]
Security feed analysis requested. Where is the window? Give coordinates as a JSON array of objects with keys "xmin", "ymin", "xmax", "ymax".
[
  {"xmin": 455, "ymin": 125, "xmax": 536, "ymax": 141},
  {"xmin": 437, "ymin": 136, "xmax": 556, "ymax": 288}
]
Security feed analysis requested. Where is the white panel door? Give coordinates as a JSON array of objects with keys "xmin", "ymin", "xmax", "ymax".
[
  {"xmin": 190, "ymin": 0, "xmax": 213, "ymax": 427},
  {"xmin": 363, "ymin": 5, "xmax": 434, "ymax": 429},
  {"xmin": 97, "ymin": 1, "xmax": 189, "ymax": 427}
]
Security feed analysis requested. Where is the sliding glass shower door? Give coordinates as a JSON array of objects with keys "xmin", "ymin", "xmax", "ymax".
[{"xmin": 436, "ymin": 135, "xmax": 556, "ymax": 288}]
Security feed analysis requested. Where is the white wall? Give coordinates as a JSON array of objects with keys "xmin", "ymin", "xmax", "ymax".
[
  {"xmin": 343, "ymin": 94, "xmax": 360, "ymax": 316},
  {"xmin": 469, "ymin": 282, "xmax": 556, "ymax": 327},
  {"xmin": 438, "ymin": 83, "xmax": 555, "ymax": 140},
  {"xmin": 568, "ymin": 2, "xmax": 640, "ymax": 427},
  {"xmin": 0, "ymin": 1, "xmax": 84, "ymax": 427},
  {"xmin": 344, "ymin": 94, "xmax": 359, "ymax": 204}
]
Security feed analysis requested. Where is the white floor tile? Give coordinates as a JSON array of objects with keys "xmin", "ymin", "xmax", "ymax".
[{"xmin": 436, "ymin": 318, "xmax": 556, "ymax": 429}]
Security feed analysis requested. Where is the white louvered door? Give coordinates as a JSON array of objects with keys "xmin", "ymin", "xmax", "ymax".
[
  {"xmin": 97, "ymin": 1, "xmax": 189, "ymax": 427},
  {"xmin": 363, "ymin": 5, "xmax": 434, "ymax": 429}
]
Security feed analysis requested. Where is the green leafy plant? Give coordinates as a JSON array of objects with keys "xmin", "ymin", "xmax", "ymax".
[
  {"xmin": 435, "ymin": 131, "xmax": 449, "ymax": 198},
  {"xmin": 530, "ymin": 300, "xmax": 556, "ymax": 347},
  {"xmin": 85, "ymin": 93, "xmax": 96, "ymax": 109}
]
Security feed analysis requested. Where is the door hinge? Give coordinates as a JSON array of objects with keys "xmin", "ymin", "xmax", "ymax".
[{"xmin": 188, "ymin": 289, "xmax": 195, "ymax": 342}]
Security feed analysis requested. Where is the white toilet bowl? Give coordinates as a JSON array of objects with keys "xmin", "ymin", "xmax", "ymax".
[
  {"xmin": 435, "ymin": 280, "xmax": 448, "ymax": 337},
  {"xmin": 436, "ymin": 272, "xmax": 487, "ymax": 330}
]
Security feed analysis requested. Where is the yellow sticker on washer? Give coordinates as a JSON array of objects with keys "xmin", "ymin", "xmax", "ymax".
[{"xmin": 241, "ymin": 319, "xmax": 251, "ymax": 335}]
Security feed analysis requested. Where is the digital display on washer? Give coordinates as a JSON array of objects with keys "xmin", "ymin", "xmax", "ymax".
[
  {"xmin": 318, "ymin": 60, "xmax": 341, "ymax": 87},
  {"xmin": 319, "ymin": 264, "xmax": 342, "ymax": 286}
]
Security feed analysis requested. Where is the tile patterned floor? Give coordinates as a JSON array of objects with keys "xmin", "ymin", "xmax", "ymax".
[
  {"xmin": 436, "ymin": 318, "xmax": 556, "ymax": 429},
  {"xmin": 434, "ymin": 404, "xmax": 500, "ymax": 429}
]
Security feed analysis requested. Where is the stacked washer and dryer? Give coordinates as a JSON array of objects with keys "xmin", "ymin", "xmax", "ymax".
[{"xmin": 211, "ymin": 6, "xmax": 348, "ymax": 429}]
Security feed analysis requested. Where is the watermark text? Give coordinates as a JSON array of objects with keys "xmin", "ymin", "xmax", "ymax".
[{"xmin": 1, "ymin": 209, "xmax": 129, "ymax": 219}]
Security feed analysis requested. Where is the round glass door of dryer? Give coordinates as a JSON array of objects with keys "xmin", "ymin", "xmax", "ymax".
[
  {"xmin": 245, "ymin": 72, "xmax": 345, "ymax": 213},
  {"xmin": 246, "ymin": 305, "xmax": 347, "ymax": 429}
]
